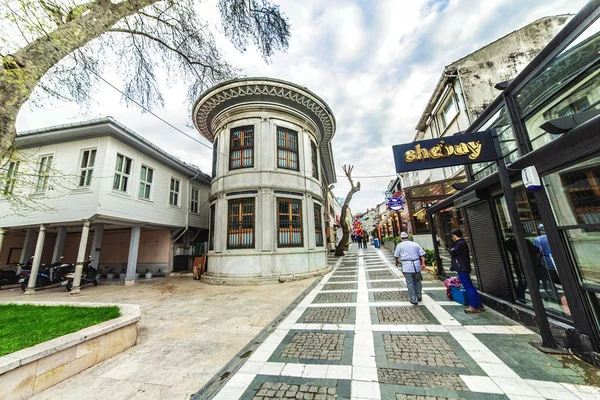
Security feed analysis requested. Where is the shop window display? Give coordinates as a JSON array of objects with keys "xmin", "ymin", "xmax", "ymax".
[
  {"xmin": 493, "ymin": 183, "xmax": 571, "ymax": 320},
  {"xmin": 544, "ymin": 157, "xmax": 600, "ymax": 291},
  {"xmin": 431, "ymin": 206, "xmax": 478, "ymax": 288}
]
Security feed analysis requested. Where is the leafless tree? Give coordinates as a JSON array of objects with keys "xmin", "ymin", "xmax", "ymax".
[
  {"xmin": 335, "ymin": 165, "xmax": 360, "ymax": 257},
  {"xmin": 0, "ymin": 0, "xmax": 290, "ymax": 158}
]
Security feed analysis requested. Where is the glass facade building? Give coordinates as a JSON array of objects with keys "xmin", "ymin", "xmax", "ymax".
[{"xmin": 428, "ymin": 2, "xmax": 600, "ymax": 365}]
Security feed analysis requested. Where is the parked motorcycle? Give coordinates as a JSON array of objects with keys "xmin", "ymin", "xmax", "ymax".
[
  {"xmin": 63, "ymin": 255, "xmax": 98, "ymax": 291},
  {"xmin": 0, "ymin": 263, "xmax": 30, "ymax": 287},
  {"xmin": 20, "ymin": 257, "xmax": 74, "ymax": 291}
]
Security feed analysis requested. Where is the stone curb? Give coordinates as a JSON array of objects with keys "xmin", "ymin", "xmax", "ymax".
[
  {"xmin": 201, "ymin": 266, "xmax": 332, "ymax": 286},
  {"xmin": 0, "ymin": 301, "xmax": 140, "ymax": 375}
]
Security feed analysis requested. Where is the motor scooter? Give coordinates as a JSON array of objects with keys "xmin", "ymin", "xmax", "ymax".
[
  {"xmin": 63, "ymin": 255, "xmax": 98, "ymax": 291},
  {"xmin": 0, "ymin": 263, "xmax": 30, "ymax": 287},
  {"xmin": 20, "ymin": 257, "xmax": 74, "ymax": 291}
]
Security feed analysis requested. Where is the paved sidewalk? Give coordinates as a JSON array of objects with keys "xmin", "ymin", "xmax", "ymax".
[
  {"xmin": 0, "ymin": 275, "xmax": 316, "ymax": 400},
  {"xmin": 200, "ymin": 245, "xmax": 600, "ymax": 400}
]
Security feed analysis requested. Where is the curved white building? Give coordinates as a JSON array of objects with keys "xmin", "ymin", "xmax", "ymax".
[{"xmin": 193, "ymin": 78, "xmax": 337, "ymax": 284}]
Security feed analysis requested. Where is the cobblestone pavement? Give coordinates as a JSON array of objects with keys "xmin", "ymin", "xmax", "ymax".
[
  {"xmin": 382, "ymin": 334, "xmax": 465, "ymax": 368},
  {"xmin": 376, "ymin": 306, "xmax": 429, "ymax": 323},
  {"xmin": 252, "ymin": 382, "xmax": 336, "ymax": 400},
  {"xmin": 281, "ymin": 333, "xmax": 345, "ymax": 360},
  {"xmin": 201, "ymin": 244, "xmax": 600, "ymax": 400},
  {"xmin": 396, "ymin": 394, "xmax": 465, "ymax": 400},
  {"xmin": 377, "ymin": 368, "xmax": 468, "ymax": 390},
  {"xmin": 323, "ymin": 283, "xmax": 357, "ymax": 291},
  {"xmin": 373, "ymin": 291, "xmax": 409, "ymax": 302},
  {"xmin": 304, "ymin": 307, "xmax": 351, "ymax": 323},
  {"xmin": 313, "ymin": 293, "xmax": 354, "ymax": 303}
]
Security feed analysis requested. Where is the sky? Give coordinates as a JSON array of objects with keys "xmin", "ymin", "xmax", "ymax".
[{"xmin": 15, "ymin": 0, "xmax": 589, "ymax": 213}]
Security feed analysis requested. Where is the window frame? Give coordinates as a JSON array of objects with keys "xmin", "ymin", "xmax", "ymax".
[
  {"xmin": 138, "ymin": 165, "xmax": 154, "ymax": 200},
  {"xmin": 35, "ymin": 155, "xmax": 54, "ymax": 193},
  {"xmin": 113, "ymin": 153, "xmax": 132, "ymax": 193},
  {"xmin": 209, "ymin": 203, "xmax": 216, "ymax": 251},
  {"xmin": 3, "ymin": 160, "xmax": 19, "ymax": 196},
  {"xmin": 314, "ymin": 202, "xmax": 324, "ymax": 247},
  {"xmin": 78, "ymin": 149, "xmax": 96, "ymax": 188},
  {"xmin": 212, "ymin": 137, "xmax": 219, "ymax": 178},
  {"xmin": 229, "ymin": 125, "xmax": 254, "ymax": 170},
  {"xmin": 439, "ymin": 94, "xmax": 458, "ymax": 131},
  {"xmin": 277, "ymin": 197, "xmax": 304, "ymax": 248},
  {"xmin": 190, "ymin": 186, "xmax": 200, "ymax": 214},
  {"xmin": 169, "ymin": 177, "xmax": 181, "ymax": 207},
  {"xmin": 277, "ymin": 127, "xmax": 300, "ymax": 171},
  {"xmin": 311, "ymin": 141, "xmax": 319, "ymax": 179},
  {"xmin": 227, "ymin": 197, "xmax": 255, "ymax": 249}
]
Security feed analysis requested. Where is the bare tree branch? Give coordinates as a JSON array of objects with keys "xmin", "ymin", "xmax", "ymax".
[{"xmin": 335, "ymin": 165, "xmax": 361, "ymax": 257}]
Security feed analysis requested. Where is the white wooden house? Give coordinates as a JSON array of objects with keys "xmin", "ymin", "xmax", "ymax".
[{"xmin": 0, "ymin": 117, "xmax": 211, "ymax": 286}]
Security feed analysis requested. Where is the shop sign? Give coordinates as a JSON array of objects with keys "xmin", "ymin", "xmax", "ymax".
[
  {"xmin": 392, "ymin": 131, "xmax": 496, "ymax": 173},
  {"xmin": 388, "ymin": 197, "xmax": 403, "ymax": 211}
]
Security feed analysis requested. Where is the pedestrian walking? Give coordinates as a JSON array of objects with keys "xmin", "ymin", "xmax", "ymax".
[
  {"xmin": 362, "ymin": 235, "xmax": 368, "ymax": 249},
  {"xmin": 394, "ymin": 232, "xmax": 426, "ymax": 305},
  {"xmin": 449, "ymin": 228, "xmax": 484, "ymax": 313}
]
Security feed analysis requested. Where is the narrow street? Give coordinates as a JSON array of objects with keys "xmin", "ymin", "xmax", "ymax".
[{"xmin": 198, "ymin": 245, "xmax": 600, "ymax": 400}]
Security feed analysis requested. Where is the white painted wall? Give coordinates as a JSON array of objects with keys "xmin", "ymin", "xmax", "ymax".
[
  {"xmin": 0, "ymin": 136, "xmax": 210, "ymax": 230},
  {"xmin": 207, "ymin": 108, "xmax": 329, "ymax": 279}
]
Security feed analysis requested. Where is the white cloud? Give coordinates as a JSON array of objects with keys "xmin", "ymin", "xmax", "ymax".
[{"xmin": 15, "ymin": 0, "xmax": 590, "ymax": 214}]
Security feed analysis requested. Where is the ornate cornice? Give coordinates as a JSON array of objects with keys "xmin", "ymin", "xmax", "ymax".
[{"xmin": 192, "ymin": 78, "xmax": 337, "ymax": 184}]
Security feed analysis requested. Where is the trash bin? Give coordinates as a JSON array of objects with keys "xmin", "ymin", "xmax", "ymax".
[{"xmin": 374, "ymin": 238, "xmax": 380, "ymax": 248}]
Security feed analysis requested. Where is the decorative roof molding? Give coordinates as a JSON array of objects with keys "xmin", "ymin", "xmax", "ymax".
[{"xmin": 192, "ymin": 78, "xmax": 337, "ymax": 183}]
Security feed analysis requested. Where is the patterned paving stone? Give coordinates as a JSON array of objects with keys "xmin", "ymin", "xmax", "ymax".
[
  {"xmin": 370, "ymin": 281, "xmax": 403, "ymax": 289},
  {"xmin": 313, "ymin": 293, "xmax": 354, "ymax": 303},
  {"xmin": 374, "ymin": 291, "xmax": 409, "ymax": 302},
  {"xmin": 252, "ymin": 382, "xmax": 337, "ymax": 400},
  {"xmin": 376, "ymin": 307, "xmax": 428, "ymax": 323},
  {"xmin": 368, "ymin": 271, "xmax": 396, "ymax": 280},
  {"xmin": 304, "ymin": 307, "xmax": 351, "ymax": 323},
  {"xmin": 383, "ymin": 334, "xmax": 465, "ymax": 368},
  {"xmin": 323, "ymin": 283, "xmax": 357, "ymax": 291},
  {"xmin": 328, "ymin": 277, "xmax": 356, "ymax": 283},
  {"xmin": 332, "ymin": 271, "xmax": 357, "ymax": 276},
  {"xmin": 378, "ymin": 368, "xmax": 468, "ymax": 391},
  {"xmin": 396, "ymin": 395, "xmax": 465, "ymax": 400},
  {"xmin": 281, "ymin": 332, "xmax": 345, "ymax": 360}
]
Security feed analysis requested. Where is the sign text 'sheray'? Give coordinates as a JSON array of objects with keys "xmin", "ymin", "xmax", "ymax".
[{"xmin": 392, "ymin": 131, "xmax": 497, "ymax": 173}]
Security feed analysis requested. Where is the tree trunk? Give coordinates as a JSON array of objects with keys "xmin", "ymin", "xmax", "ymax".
[
  {"xmin": 0, "ymin": 0, "xmax": 160, "ymax": 158},
  {"xmin": 334, "ymin": 165, "xmax": 360, "ymax": 257}
]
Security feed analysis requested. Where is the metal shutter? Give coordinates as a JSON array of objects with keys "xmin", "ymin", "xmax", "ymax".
[{"xmin": 466, "ymin": 202, "xmax": 513, "ymax": 301}]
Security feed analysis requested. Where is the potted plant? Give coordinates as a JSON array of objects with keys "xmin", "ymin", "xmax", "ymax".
[
  {"xmin": 145, "ymin": 269, "xmax": 153, "ymax": 279},
  {"xmin": 106, "ymin": 267, "xmax": 115, "ymax": 280}
]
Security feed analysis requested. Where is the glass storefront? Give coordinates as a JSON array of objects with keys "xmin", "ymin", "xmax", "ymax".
[
  {"xmin": 544, "ymin": 156, "xmax": 600, "ymax": 291},
  {"xmin": 492, "ymin": 182, "xmax": 572, "ymax": 320},
  {"xmin": 406, "ymin": 178, "xmax": 464, "ymax": 234},
  {"xmin": 517, "ymin": 19, "xmax": 600, "ymax": 150},
  {"xmin": 431, "ymin": 206, "xmax": 478, "ymax": 287},
  {"xmin": 471, "ymin": 105, "xmax": 519, "ymax": 180}
]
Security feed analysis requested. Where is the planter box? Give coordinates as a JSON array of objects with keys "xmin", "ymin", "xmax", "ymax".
[
  {"xmin": 0, "ymin": 302, "xmax": 140, "ymax": 400},
  {"xmin": 451, "ymin": 286, "xmax": 469, "ymax": 306}
]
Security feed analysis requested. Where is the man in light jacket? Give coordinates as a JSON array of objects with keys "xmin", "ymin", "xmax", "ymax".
[{"xmin": 394, "ymin": 232, "xmax": 426, "ymax": 305}]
